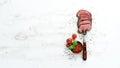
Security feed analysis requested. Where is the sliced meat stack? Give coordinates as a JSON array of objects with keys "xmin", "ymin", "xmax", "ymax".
[{"xmin": 76, "ymin": 10, "xmax": 92, "ymax": 33}]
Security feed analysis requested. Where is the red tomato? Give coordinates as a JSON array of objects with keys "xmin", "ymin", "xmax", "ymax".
[
  {"xmin": 72, "ymin": 34, "xmax": 77, "ymax": 40},
  {"xmin": 66, "ymin": 43, "xmax": 70, "ymax": 47},
  {"xmin": 66, "ymin": 38, "xmax": 72, "ymax": 45}
]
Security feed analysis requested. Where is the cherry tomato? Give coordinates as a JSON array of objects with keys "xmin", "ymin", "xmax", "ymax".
[
  {"xmin": 66, "ymin": 43, "xmax": 70, "ymax": 47},
  {"xmin": 66, "ymin": 38, "xmax": 72, "ymax": 45},
  {"xmin": 72, "ymin": 34, "xmax": 77, "ymax": 40}
]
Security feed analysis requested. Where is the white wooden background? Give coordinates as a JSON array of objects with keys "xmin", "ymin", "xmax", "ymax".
[{"xmin": 0, "ymin": 0, "xmax": 120, "ymax": 68}]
